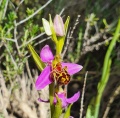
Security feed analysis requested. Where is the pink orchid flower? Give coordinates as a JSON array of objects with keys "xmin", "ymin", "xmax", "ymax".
[
  {"xmin": 54, "ymin": 91, "xmax": 80, "ymax": 108},
  {"xmin": 38, "ymin": 91, "xmax": 80, "ymax": 108},
  {"xmin": 35, "ymin": 45, "xmax": 83, "ymax": 90}
]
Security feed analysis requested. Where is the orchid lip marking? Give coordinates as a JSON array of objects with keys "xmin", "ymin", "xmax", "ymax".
[{"xmin": 50, "ymin": 62, "xmax": 70, "ymax": 85}]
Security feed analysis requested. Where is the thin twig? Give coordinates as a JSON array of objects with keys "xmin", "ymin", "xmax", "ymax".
[
  {"xmin": 9, "ymin": 0, "xmax": 16, "ymax": 9},
  {"xmin": 61, "ymin": 30, "xmax": 71, "ymax": 58},
  {"xmin": 59, "ymin": 8, "xmax": 65, "ymax": 15},
  {"xmin": 19, "ymin": 33, "xmax": 45, "ymax": 48},
  {"xmin": 0, "ymin": 53, "xmax": 4, "ymax": 60},
  {"xmin": 16, "ymin": 0, "xmax": 24, "ymax": 12},
  {"xmin": 14, "ymin": 20, "xmax": 21, "ymax": 56},
  {"xmin": 81, "ymin": 37, "xmax": 112, "ymax": 55},
  {"xmin": 83, "ymin": 19, "xmax": 90, "ymax": 41},
  {"xmin": 0, "ymin": 41, "xmax": 4, "ymax": 48},
  {"xmin": 83, "ymin": 13, "xmax": 96, "ymax": 41},
  {"xmin": 4, "ymin": 37, "xmax": 16, "ymax": 42},
  {"xmin": 80, "ymin": 71, "xmax": 88, "ymax": 118},
  {"xmin": 25, "ymin": 60, "xmax": 34, "ymax": 83},
  {"xmin": 62, "ymin": 15, "xmax": 81, "ymax": 58},
  {"xmin": 2, "ymin": 0, "xmax": 9, "ymax": 20},
  {"xmin": 103, "ymin": 86, "xmax": 120, "ymax": 118},
  {"xmin": 70, "ymin": 15, "xmax": 81, "ymax": 37},
  {"xmin": 34, "ymin": 36, "xmax": 50, "ymax": 46},
  {"xmin": 4, "ymin": 43, "xmax": 18, "ymax": 69},
  {"xmin": 16, "ymin": 0, "xmax": 52, "ymax": 26}
]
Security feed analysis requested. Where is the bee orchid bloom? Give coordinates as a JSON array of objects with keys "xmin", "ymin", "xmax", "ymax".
[
  {"xmin": 35, "ymin": 45, "xmax": 83, "ymax": 90},
  {"xmin": 54, "ymin": 91, "xmax": 80, "ymax": 108}
]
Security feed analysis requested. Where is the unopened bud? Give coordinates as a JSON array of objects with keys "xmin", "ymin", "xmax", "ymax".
[{"xmin": 54, "ymin": 15, "xmax": 65, "ymax": 36}]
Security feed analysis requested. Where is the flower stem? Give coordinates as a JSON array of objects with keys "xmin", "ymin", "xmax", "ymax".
[{"xmin": 49, "ymin": 83, "xmax": 55, "ymax": 118}]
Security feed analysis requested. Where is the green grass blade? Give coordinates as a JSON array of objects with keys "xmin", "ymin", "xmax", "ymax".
[{"xmin": 86, "ymin": 19, "xmax": 120, "ymax": 118}]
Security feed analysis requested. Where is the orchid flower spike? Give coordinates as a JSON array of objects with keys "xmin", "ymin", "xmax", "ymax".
[{"xmin": 35, "ymin": 45, "xmax": 83, "ymax": 90}]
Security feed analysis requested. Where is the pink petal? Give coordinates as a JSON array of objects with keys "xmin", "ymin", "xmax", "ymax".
[
  {"xmin": 66, "ymin": 91, "xmax": 80, "ymax": 103},
  {"xmin": 61, "ymin": 63, "xmax": 83, "ymax": 75},
  {"xmin": 54, "ymin": 93, "xmax": 64, "ymax": 103},
  {"xmin": 38, "ymin": 98, "xmax": 49, "ymax": 103},
  {"xmin": 35, "ymin": 66, "xmax": 52, "ymax": 90},
  {"xmin": 40, "ymin": 45, "xmax": 54, "ymax": 63},
  {"xmin": 54, "ymin": 15, "xmax": 65, "ymax": 36},
  {"xmin": 54, "ymin": 93, "xmax": 68, "ymax": 108}
]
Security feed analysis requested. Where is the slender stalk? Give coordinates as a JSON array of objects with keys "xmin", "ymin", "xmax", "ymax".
[
  {"xmin": 14, "ymin": 20, "xmax": 21, "ymax": 56},
  {"xmin": 19, "ymin": 33, "xmax": 45, "ymax": 48},
  {"xmin": 103, "ymin": 86, "xmax": 120, "ymax": 118},
  {"xmin": 86, "ymin": 19, "xmax": 120, "ymax": 118},
  {"xmin": 49, "ymin": 83, "xmax": 55, "ymax": 118},
  {"xmin": 99, "ymin": 19, "xmax": 120, "ymax": 86},
  {"xmin": 94, "ymin": 19, "xmax": 120, "ymax": 118},
  {"xmin": 1, "ymin": 0, "xmax": 9, "ymax": 20},
  {"xmin": 80, "ymin": 71, "xmax": 88, "ymax": 118},
  {"xmin": 16, "ymin": 0, "xmax": 24, "ymax": 11},
  {"xmin": 94, "ymin": 59, "xmax": 111, "ymax": 118}
]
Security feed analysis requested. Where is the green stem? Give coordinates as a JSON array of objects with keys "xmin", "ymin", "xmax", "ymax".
[
  {"xmin": 56, "ymin": 37, "xmax": 65, "ymax": 55},
  {"xmin": 49, "ymin": 83, "xmax": 55, "ymax": 118},
  {"xmin": 95, "ymin": 19, "xmax": 120, "ymax": 118},
  {"xmin": 94, "ymin": 59, "xmax": 111, "ymax": 118},
  {"xmin": 86, "ymin": 19, "xmax": 120, "ymax": 118},
  {"xmin": 99, "ymin": 19, "xmax": 120, "ymax": 86}
]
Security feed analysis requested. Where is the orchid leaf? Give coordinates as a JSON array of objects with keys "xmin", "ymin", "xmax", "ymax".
[
  {"xmin": 52, "ymin": 94, "xmax": 62, "ymax": 118},
  {"xmin": 49, "ymin": 14, "xmax": 58, "ymax": 44},
  {"xmin": 28, "ymin": 44, "xmax": 45, "ymax": 71},
  {"xmin": 63, "ymin": 104, "xmax": 72, "ymax": 118}
]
